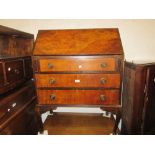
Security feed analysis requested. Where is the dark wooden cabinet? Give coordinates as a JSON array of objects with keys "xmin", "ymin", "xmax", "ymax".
[
  {"xmin": 0, "ymin": 62, "xmax": 4, "ymax": 86},
  {"xmin": 0, "ymin": 25, "xmax": 34, "ymax": 95},
  {"xmin": 0, "ymin": 56, "xmax": 33, "ymax": 95},
  {"xmin": 0, "ymin": 25, "xmax": 37, "ymax": 135},
  {"xmin": 33, "ymin": 28, "xmax": 124, "ymax": 133},
  {"xmin": 121, "ymin": 61, "xmax": 155, "ymax": 135},
  {"xmin": 0, "ymin": 81, "xmax": 38, "ymax": 135},
  {"xmin": 0, "ymin": 25, "xmax": 34, "ymax": 57}
]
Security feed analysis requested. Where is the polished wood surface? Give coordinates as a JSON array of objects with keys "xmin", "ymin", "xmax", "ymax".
[
  {"xmin": 33, "ymin": 28, "xmax": 124, "ymax": 134},
  {"xmin": 5, "ymin": 59, "xmax": 24, "ymax": 84},
  {"xmin": 39, "ymin": 57, "xmax": 116, "ymax": 72},
  {"xmin": 0, "ymin": 25, "xmax": 38, "ymax": 135},
  {"xmin": 0, "ymin": 25, "xmax": 34, "ymax": 57},
  {"xmin": 143, "ymin": 66, "xmax": 155, "ymax": 134},
  {"xmin": 44, "ymin": 112, "xmax": 115, "ymax": 135},
  {"xmin": 0, "ymin": 56, "xmax": 33, "ymax": 95},
  {"xmin": 0, "ymin": 81, "xmax": 38, "ymax": 135},
  {"xmin": 37, "ymin": 89, "xmax": 119, "ymax": 105},
  {"xmin": 0, "ymin": 63, "xmax": 4, "ymax": 87},
  {"xmin": 121, "ymin": 61, "xmax": 155, "ymax": 134},
  {"xmin": 34, "ymin": 28, "xmax": 123, "ymax": 55},
  {"xmin": 0, "ymin": 81, "xmax": 35, "ymax": 121},
  {"xmin": 24, "ymin": 58, "xmax": 33, "ymax": 80},
  {"xmin": 35, "ymin": 73, "xmax": 120, "ymax": 88},
  {"xmin": 0, "ymin": 25, "xmax": 34, "ymax": 38}
]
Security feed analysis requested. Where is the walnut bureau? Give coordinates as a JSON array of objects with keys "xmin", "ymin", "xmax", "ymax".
[{"xmin": 33, "ymin": 28, "xmax": 124, "ymax": 134}]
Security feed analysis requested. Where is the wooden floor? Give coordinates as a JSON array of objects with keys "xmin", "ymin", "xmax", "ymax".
[{"xmin": 44, "ymin": 112, "xmax": 115, "ymax": 135}]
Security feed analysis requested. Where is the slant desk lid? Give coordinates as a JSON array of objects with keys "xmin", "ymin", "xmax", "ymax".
[{"xmin": 33, "ymin": 28, "xmax": 123, "ymax": 55}]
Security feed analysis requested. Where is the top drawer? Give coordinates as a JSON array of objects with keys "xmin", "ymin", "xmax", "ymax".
[{"xmin": 38, "ymin": 57, "xmax": 117, "ymax": 72}]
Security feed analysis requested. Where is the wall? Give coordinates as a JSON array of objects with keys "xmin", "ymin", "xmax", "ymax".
[
  {"xmin": 1, "ymin": 19, "xmax": 155, "ymax": 61},
  {"xmin": 0, "ymin": 19, "xmax": 155, "ymax": 114}
]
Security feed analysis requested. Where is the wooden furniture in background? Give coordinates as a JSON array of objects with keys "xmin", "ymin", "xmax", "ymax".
[
  {"xmin": 0, "ymin": 25, "xmax": 37, "ymax": 135},
  {"xmin": 0, "ymin": 25, "xmax": 34, "ymax": 57},
  {"xmin": 121, "ymin": 61, "xmax": 155, "ymax": 134},
  {"xmin": 0, "ymin": 81, "xmax": 38, "ymax": 135},
  {"xmin": 0, "ymin": 56, "xmax": 33, "ymax": 95},
  {"xmin": 33, "ymin": 28, "xmax": 124, "ymax": 134},
  {"xmin": 0, "ymin": 25, "xmax": 34, "ymax": 95}
]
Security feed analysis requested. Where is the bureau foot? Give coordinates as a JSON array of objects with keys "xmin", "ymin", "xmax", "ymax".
[
  {"xmin": 35, "ymin": 106, "xmax": 44, "ymax": 133},
  {"xmin": 100, "ymin": 106, "xmax": 121, "ymax": 135},
  {"xmin": 35, "ymin": 105, "xmax": 58, "ymax": 133},
  {"xmin": 113, "ymin": 110, "xmax": 121, "ymax": 135}
]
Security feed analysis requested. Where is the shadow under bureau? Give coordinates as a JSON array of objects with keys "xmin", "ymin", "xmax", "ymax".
[{"xmin": 33, "ymin": 28, "xmax": 124, "ymax": 134}]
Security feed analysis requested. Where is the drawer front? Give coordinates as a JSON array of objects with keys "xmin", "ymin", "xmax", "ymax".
[
  {"xmin": 0, "ymin": 99, "xmax": 37, "ymax": 135},
  {"xmin": 37, "ymin": 90, "xmax": 119, "ymax": 105},
  {"xmin": 24, "ymin": 58, "xmax": 33, "ymax": 80},
  {"xmin": 0, "ymin": 82, "xmax": 36, "ymax": 121},
  {"xmin": 35, "ymin": 74, "xmax": 120, "ymax": 88},
  {"xmin": 39, "ymin": 57, "xmax": 116, "ymax": 72},
  {"xmin": 5, "ymin": 60, "xmax": 24, "ymax": 84},
  {"xmin": 0, "ymin": 63, "xmax": 4, "ymax": 87}
]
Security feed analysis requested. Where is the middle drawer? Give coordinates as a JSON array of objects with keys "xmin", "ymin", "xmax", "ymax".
[{"xmin": 35, "ymin": 74, "xmax": 120, "ymax": 88}]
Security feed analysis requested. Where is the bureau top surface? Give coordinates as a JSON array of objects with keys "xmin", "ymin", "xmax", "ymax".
[{"xmin": 33, "ymin": 28, "xmax": 123, "ymax": 56}]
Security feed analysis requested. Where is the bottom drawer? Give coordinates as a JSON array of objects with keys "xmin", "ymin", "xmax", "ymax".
[{"xmin": 37, "ymin": 90, "xmax": 120, "ymax": 105}]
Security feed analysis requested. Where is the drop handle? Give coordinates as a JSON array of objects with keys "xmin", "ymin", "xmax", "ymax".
[
  {"xmin": 48, "ymin": 63, "xmax": 54, "ymax": 69},
  {"xmin": 49, "ymin": 79, "xmax": 55, "ymax": 84},
  {"xmin": 100, "ymin": 95, "xmax": 106, "ymax": 101},
  {"xmin": 101, "ymin": 63, "xmax": 108, "ymax": 68},
  {"xmin": 100, "ymin": 78, "xmax": 107, "ymax": 84},
  {"xmin": 50, "ymin": 93, "xmax": 56, "ymax": 100}
]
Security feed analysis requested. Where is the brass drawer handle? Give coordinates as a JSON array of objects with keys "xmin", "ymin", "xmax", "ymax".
[
  {"xmin": 50, "ymin": 93, "xmax": 56, "ymax": 100},
  {"xmin": 100, "ymin": 95, "xmax": 105, "ymax": 101},
  {"xmin": 48, "ymin": 63, "xmax": 54, "ymax": 69},
  {"xmin": 101, "ymin": 63, "xmax": 108, "ymax": 68},
  {"xmin": 100, "ymin": 78, "xmax": 107, "ymax": 84},
  {"xmin": 49, "ymin": 79, "xmax": 55, "ymax": 84}
]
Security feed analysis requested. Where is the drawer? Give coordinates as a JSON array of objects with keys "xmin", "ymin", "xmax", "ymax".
[
  {"xmin": 39, "ymin": 57, "xmax": 116, "ymax": 72},
  {"xmin": 0, "ymin": 81, "xmax": 36, "ymax": 121},
  {"xmin": 35, "ymin": 74, "xmax": 120, "ymax": 88},
  {"xmin": 5, "ymin": 59, "xmax": 24, "ymax": 84},
  {"xmin": 0, "ymin": 99, "xmax": 37, "ymax": 135},
  {"xmin": 37, "ymin": 90, "xmax": 119, "ymax": 105},
  {"xmin": 0, "ymin": 63, "xmax": 4, "ymax": 87}
]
